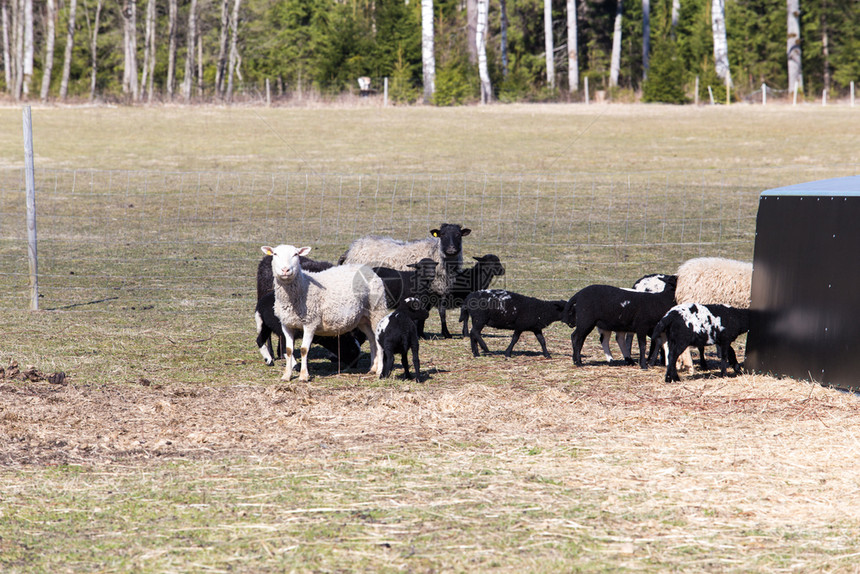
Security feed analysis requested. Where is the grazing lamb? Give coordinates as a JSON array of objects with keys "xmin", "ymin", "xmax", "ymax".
[
  {"xmin": 564, "ymin": 281, "xmax": 677, "ymax": 368},
  {"xmin": 263, "ymin": 244, "xmax": 389, "ymax": 381},
  {"xmin": 674, "ymin": 257, "xmax": 753, "ymax": 369},
  {"xmin": 255, "ymin": 291, "xmax": 362, "ymax": 368},
  {"xmin": 257, "ymin": 253, "xmax": 355, "ymax": 363},
  {"xmin": 597, "ymin": 273, "xmax": 677, "ymax": 362},
  {"xmin": 339, "ymin": 224, "xmax": 472, "ymax": 338},
  {"xmin": 461, "ymin": 290, "xmax": 567, "ymax": 358},
  {"xmin": 447, "ymin": 254, "xmax": 506, "ymax": 337},
  {"xmin": 648, "ymin": 303, "xmax": 750, "ymax": 382},
  {"xmin": 376, "ymin": 298, "xmax": 430, "ymax": 381}
]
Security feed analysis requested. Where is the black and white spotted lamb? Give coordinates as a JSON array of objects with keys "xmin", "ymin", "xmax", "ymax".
[
  {"xmin": 648, "ymin": 303, "xmax": 750, "ymax": 382},
  {"xmin": 564, "ymin": 281, "xmax": 677, "ymax": 368},
  {"xmin": 460, "ymin": 289, "xmax": 567, "ymax": 358},
  {"xmin": 376, "ymin": 298, "xmax": 430, "ymax": 381}
]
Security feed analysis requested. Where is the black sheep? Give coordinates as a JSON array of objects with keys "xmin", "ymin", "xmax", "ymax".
[
  {"xmin": 443, "ymin": 254, "xmax": 506, "ymax": 338},
  {"xmin": 648, "ymin": 303, "xmax": 750, "ymax": 382},
  {"xmin": 564, "ymin": 281, "xmax": 677, "ymax": 369},
  {"xmin": 372, "ymin": 258, "xmax": 439, "ymax": 338},
  {"xmin": 461, "ymin": 289, "xmax": 567, "ymax": 358},
  {"xmin": 376, "ymin": 298, "xmax": 430, "ymax": 380}
]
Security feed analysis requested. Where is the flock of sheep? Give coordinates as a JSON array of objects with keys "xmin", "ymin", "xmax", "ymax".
[{"xmin": 255, "ymin": 223, "xmax": 754, "ymax": 383}]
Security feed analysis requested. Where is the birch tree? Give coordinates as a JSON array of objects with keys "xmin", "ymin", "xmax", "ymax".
[
  {"xmin": 711, "ymin": 0, "xmax": 731, "ymax": 84},
  {"xmin": 476, "ymin": 0, "xmax": 491, "ymax": 103},
  {"xmin": 23, "ymin": 0, "xmax": 33, "ymax": 96},
  {"xmin": 567, "ymin": 0, "xmax": 578, "ymax": 92},
  {"xmin": 499, "ymin": 0, "xmax": 508, "ymax": 78},
  {"xmin": 225, "ymin": 0, "xmax": 241, "ymax": 101},
  {"xmin": 786, "ymin": 0, "xmax": 802, "ymax": 92},
  {"xmin": 642, "ymin": 0, "xmax": 650, "ymax": 79},
  {"xmin": 140, "ymin": 0, "xmax": 155, "ymax": 101},
  {"xmin": 121, "ymin": 0, "xmax": 138, "ymax": 100},
  {"xmin": 88, "ymin": 0, "xmax": 101, "ymax": 100},
  {"xmin": 1, "ymin": 0, "xmax": 10, "ymax": 91},
  {"xmin": 420, "ymin": 0, "xmax": 434, "ymax": 103},
  {"xmin": 544, "ymin": 0, "xmax": 554, "ymax": 88},
  {"xmin": 671, "ymin": 0, "xmax": 680, "ymax": 35},
  {"xmin": 466, "ymin": 0, "xmax": 477, "ymax": 65},
  {"xmin": 39, "ymin": 0, "xmax": 54, "ymax": 100},
  {"xmin": 609, "ymin": 0, "xmax": 622, "ymax": 87},
  {"xmin": 14, "ymin": 0, "xmax": 24, "ymax": 98},
  {"xmin": 182, "ymin": 0, "xmax": 196, "ymax": 101},
  {"xmin": 215, "ymin": 0, "xmax": 229, "ymax": 97},
  {"xmin": 166, "ymin": 0, "xmax": 177, "ymax": 99},
  {"xmin": 58, "ymin": 0, "xmax": 76, "ymax": 99}
]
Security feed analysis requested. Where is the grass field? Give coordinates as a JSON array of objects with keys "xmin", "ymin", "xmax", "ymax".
[{"xmin": 1, "ymin": 102, "xmax": 859, "ymax": 572}]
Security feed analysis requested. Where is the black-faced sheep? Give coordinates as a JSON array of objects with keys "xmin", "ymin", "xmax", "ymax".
[
  {"xmin": 255, "ymin": 291, "xmax": 362, "ymax": 368},
  {"xmin": 338, "ymin": 223, "xmax": 472, "ymax": 338},
  {"xmin": 376, "ymin": 298, "xmax": 430, "ymax": 381},
  {"xmin": 448, "ymin": 254, "xmax": 506, "ymax": 337},
  {"xmin": 674, "ymin": 257, "xmax": 753, "ymax": 369},
  {"xmin": 564, "ymin": 280, "xmax": 677, "ymax": 369},
  {"xmin": 461, "ymin": 289, "xmax": 567, "ymax": 358},
  {"xmin": 597, "ymin": 273, "xmax": 677, "ymax": 363},
  {"xmin": 648, "ymin": 303, "xmax": 750, "ymax": 382},
  {"xmin": 263, "ymin": 244, "xmax": 389, "ymax": 381}
]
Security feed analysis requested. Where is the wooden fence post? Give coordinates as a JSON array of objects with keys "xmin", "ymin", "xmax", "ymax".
[{"xmin": 23, "ymin": 106, "xmax": 38, "ymax": 311}]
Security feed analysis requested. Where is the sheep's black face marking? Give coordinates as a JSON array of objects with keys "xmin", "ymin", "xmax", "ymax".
[{"xmin": 431, "ymin": 224, "xmax": 471, "ymax": 260}]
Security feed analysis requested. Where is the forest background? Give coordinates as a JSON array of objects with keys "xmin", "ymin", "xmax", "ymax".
[{"xmin": 1, "ymin": 0, "xmax": 858, "ymax": 106}]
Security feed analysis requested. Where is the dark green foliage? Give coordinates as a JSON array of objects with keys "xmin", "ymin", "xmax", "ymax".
[{"xmin": 642, "ymin": 37, "xmax": 687, "ymax": 103}]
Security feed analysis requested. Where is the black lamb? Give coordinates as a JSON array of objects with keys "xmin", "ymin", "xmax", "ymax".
[
  {"xmin": 460, "ymin": 289, "xmax": 567, "ymax": 358},
  {"xmin": 443, "ymin": 254, "xmax": 506, "ymax": 338},
  {"xmin": 376, "ymin": 298, "xmax": 430, "ymax": 381},
  {"xmin": 648, "ymin": 303, "xmax": 750, "ymax": 382},
  {"xmin": 373, "ymin": 258, "xmax": 439, "ymax": 338},
  {"xmin": 564, "ymin": 280, "xmax": 677, "ymax": 369}
]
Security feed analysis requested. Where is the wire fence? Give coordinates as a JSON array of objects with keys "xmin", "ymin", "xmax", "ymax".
[{"xmin": 1, "ymin": 165, "xmax": 857, "ymax": 315}]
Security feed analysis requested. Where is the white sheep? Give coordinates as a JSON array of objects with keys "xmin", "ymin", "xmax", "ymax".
[
  {"xmin": 674, "ymin": 257, "xmax": 753, "ymax": 369},
  {"xmin": 262, "ymin": 244, "xmax": 389, "ymax": 381},
  {"xmin": 338, "ymin": 224, "xmax": 471, "ymax": 338}
]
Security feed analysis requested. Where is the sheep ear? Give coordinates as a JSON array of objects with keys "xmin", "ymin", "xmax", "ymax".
[
  {"xmin": 297, "ymin": 246, "xmax": 312, "ymax": 257},
  {"xmin": 430, "ymin": 229, "xmax": 440, "ymax": 237},
  {"xmin": 473, "ymin": 255, "xmax": 485, "ymax": 262},
  {"xmin": 261, "ymin": 246, "xmax": 274, "ymax": 256},
  {"xmin": 461, "ymin": 228, "xmax": 472, "ymax": 236}
]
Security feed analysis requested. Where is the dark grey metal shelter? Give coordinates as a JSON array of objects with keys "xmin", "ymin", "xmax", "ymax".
[{"xmin": 746, "ymin": 175, "xmax": 860, "ymax": 391}]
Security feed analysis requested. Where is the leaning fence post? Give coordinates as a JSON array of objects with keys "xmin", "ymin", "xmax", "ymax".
[
  {"xmin": 23, "ymin": 105, "xmax": 38, "ymax": 311},
  {"xmin": 762, "ymin": 83, "xmax": 766, "ymax": 106}
]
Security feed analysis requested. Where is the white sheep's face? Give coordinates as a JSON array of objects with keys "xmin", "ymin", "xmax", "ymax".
[{"xmin": 262, "ymin": 244, "xmax": 311, "ymax": 283}]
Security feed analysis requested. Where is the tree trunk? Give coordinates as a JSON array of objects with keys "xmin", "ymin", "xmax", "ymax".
[
  {"xmin": 420, "ymin": 0, "xmax": 434, "ymax": 103},
  {"xmin": 466, "ymin": 0, "xmax": 477, "ymax": 65},
  {"xmin": 225, "ymin": 0, "xmax": 241, "ymax": 102},
  {"xmin": 820, "ymin": 2, "xmax": 829, "ymax": 91},
  {"xmin": 609, "ymin": 0, "xmax": 622, "ymax": 87},
  {"xmin": 711, "ymin": 0, "xmax": 731, "ymax": 84},
  {"xmin": 182, "ymin": 0, "xmax": 196, "ymax": 102},
  {"xmin": 642, "ymin": 0, "xmax": 650, "ymax": 80},
  {"xmin": 499, "ymin": 0, "xmax": 508, "ymax": 78},
  {"xmin": 88, "ymin": 0, "xmax": 101, "ymax": 100},
  {"xmin": 2, "ymin": 0, "xmax": 12, "ymax": 92},
  {"xmin": 122, "ymin": 0, "xmax": 138, "ymax": 100},
  {"xmin": 58, "ymin": 0, "xmax": 76, "ymax": 100},
  {"xmin": 22, "ymin": 0, "xmax": 32, "ymax": 96},
  {"xmin": 544, "ymin": 0, "xmax": 554, "ymax": 88},
  {"xmin": 476, "ymin": 0, "xmax": 491, "ymax": 103},
  {"xmin": 567, "ymin": 0, "xmax": 577, "ymax": 92},
  {"xmin": 786, "ymin": 0, "xmax": 802, "ymax": 93},
  {"xmin": 215, "ymin": 0, "xmax": 229, "ymax": 97},
  {"xmin": 14, "ymin": 0, "xmax": 23, "ymax": 99},
  {"xmin": 39, "ymin": 0, "xmax": 54, "ymax": 100},
  {"xmin": 196, "ymin": 26, "xmax": 203, "ymax": 97},
  {"xmin": 166, "ymin": 0, "xmax": 176, "ymax": 99},
  {"xmin": 671, "ymin": 0, "xmax": 680, "ymax": 35},
  {"xmin": 140, "ymin": 0, "xmax": 155, "ymax": 102}
]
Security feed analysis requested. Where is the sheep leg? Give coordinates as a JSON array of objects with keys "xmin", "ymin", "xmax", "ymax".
[
  {"xmin": 664, "ymin": 343, "xmax": 684, "ymax": 383},
  {"xmin": 697, "ymin": 346, "xmax": 708, "ymax": 370},
  {"xmin": 570, "ymin": 328, "xmax": 591, "ymax": 366},
  {"xmin": 534, "ymin": 330, "xmax": 551, "ymax": 359},
  {"xmin": 470, "ymin": 323, "xmax": 490, "ymax": 357},
  {"xmin": 279, "ymin": 326, "xmax": 297, "ymax": 381},
  {"xmin": 647, "ymin": 333, "xmax": 666, "ymax": 367},
  {"xmin": 298, "ymin": 328, "xmax": 316, "ymax": 382},
  {"xmin": 256, "ymin": 317, "xmax": 275, "ymax": 366},
  {"xmin": 598, "ymin": 328, "xmax": 614, "ymax": 362},
  {"xmin": 621, "ymin": 333, "xmax": 635, "ymax": 360},
  {"xmin": 411, "ymin": 340, "xmax": 421, "ymax": 381},
  {"xmin": 438, "ymin": 306, "xmax": 452, "ymax": 339},
  {"xmin": 357, "ymin": 321, "xmax": 382, "ymax": 376},
  {"xmin": 380, "ymin": 349, "xmax": 395, "ymax": 379},
  {"xmin": 727, "ymin": 344, "xmax": 742, "ymax": 374},
  {"xmin": 400, "ymin": 350, "xmax": 411, "ymax": 379},
  {"xmin": 637, "ymin": 333, "xmax": 649, "ymax": 369},
  {"xmin": 504, "ymin": 331, "xmax": 522, "ymax": 358}
]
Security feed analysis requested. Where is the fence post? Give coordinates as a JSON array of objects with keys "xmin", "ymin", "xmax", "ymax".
[
  {"xmin": 793, "ymin": 81, "xmax": 799, "ymax": 105},
  {"xmin": 762, "ymin": 83, "xmax": 766, "ymax": 106},
  {"xmin": 726, "ymin": 75, "xmax": 731, "ymax": 105},
  {"xmin": 822, "ymin": 89, "xmax": 827, "ymax": 106},
  {"xmin": 694, "ymin": 76, "xmax": 699, "ymax": 106},
  {"xmin": 384, "ymin": 77, "xmax": 389, "ymax": 107},
  {"xmin": 266, "ymin": 78, "xmax": 271, "ymax": 107},
  {"xmin": 584, "ymin": 77, "xmax": 589, "ymax": 105},
  {"xmin": 852, "ymin": 81, "xmax": 855, "ymax": 107},
  {"xmin": 23, "ymin": 105, "xmax": 38, "ymax": 311},
  {"xmin": 708, "ymin": 85, "xmax": 714, "ymax": 105}
]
